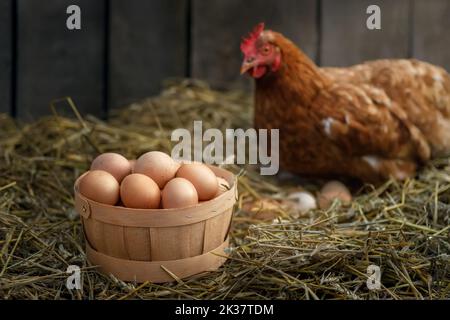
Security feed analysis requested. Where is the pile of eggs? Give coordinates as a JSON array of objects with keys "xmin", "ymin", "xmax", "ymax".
[
  {"xmin": 289, "ymin": 180, "xmax": 352, "ymax": 213},
  {"xmin": 78, "ymin": 151, "xmax": 230, "ymax": 209}
]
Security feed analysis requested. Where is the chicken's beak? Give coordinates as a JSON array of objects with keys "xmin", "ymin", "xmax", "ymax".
[{"xmin": 240, "ymin": 61, "xmax": 256, "ymax": 75}]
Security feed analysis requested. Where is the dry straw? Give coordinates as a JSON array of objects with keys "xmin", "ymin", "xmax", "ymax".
[{"xmin": 0, "ymin": 79, "xmax": 448, "ymax": 299}]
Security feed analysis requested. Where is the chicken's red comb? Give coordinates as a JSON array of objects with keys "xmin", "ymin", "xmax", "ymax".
[{"xmin": 240, "ymin": 23, "xmax": 265, "ymax": 55}]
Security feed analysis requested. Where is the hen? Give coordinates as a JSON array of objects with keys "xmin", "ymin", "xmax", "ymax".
[{"xmin": 240, "ymin": 23, "xmax": 450, "ymax": 183}]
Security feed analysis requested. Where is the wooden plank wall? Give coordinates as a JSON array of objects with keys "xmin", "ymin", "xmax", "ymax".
[
  {"xmin": 16, "ymin": 0, "xmax": 106, "ymax": 120},
  {"xmin": 0, "ymin": 0, "xmax": 12, "ymax": 114},
  {"xmin": 321, "ymin": 0, "xmax": 411, "ymax": 66},
  {"xmin": 1, "ymin": 0, "xmax": 450, "ymax": 119},
  {"xmin": 192, "ymin": 0, "xmax": 319, "ymax": 89},
  {"xmin": 109, "ymin": 0, "xmax": 188, "ymax": 110},
  {"xmin": 413, "ymin": 0, "xmax": 450, "ymax": 72}
]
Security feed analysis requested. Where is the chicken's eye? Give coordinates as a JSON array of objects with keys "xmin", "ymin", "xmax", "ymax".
[{"xmin": 262, "ymin": 46, "xmax": 271, "ymax": 55}]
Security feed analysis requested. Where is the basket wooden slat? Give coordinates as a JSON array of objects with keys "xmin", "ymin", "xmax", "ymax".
[{"xmin": 123, "ymin": 227, "xmax": 151, "ymax": 261}]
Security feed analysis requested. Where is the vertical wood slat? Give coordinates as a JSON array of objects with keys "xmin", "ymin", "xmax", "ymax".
[
  {"xmin": 150, "ymin": 222, "xmax": 205, "ymax": 261},
  {"xmin": 413, "ymin": 0, "xmax": 450, "ymax": 72},
  {"xmin": 84, "ymin": 220, "xmax": 129, "ymax": 261},
  {"xmin": 192, "ymin": 0, "xmax": 318, "ymax": 89},
  {"xmin": 203, "ymin": 210, "xmax": 232, "ymax": 253},
  {"xmin": 123, "ymin": 227, "xmax": 151, "ymax": 261},
  {"xmin": 0, "ymin": 0, "xmax": 12, "ymax": 115},
  {"xmin": 321, "ymin": 0, "xmax": 410, "ymax": 67},
  {"xmin": 109, "ymin": 0, "xmax": 188, "ymax": 110},
  {"xmin": 16, "ymin": 0, "xmax": 105, "ymax": 120},
  {"xmin": 102, "ymin": 224, "xmax": 128, "ymax": 259},
  {"xmin": 83, "ymin": 218, "xmax": 105, "ymax": 252},
  {"xmin": 222, "ymin": 210, "xmax": 233, "ymax": 241}
]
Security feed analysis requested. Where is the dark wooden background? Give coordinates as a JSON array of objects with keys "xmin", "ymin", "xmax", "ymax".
[{"xmin": 0, "ymin": 0, "xmax": 449, "ymax": 120}]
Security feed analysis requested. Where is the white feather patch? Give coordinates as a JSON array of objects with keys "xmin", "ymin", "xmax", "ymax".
[
  {"xmin": 433, "ymin": 72, "xmax": 443, "ymax": 83},
  {"xmin": 362, "ymin": 155, "xmax": 381, "ymax": 170},
  {"xmin": 344, "ymin": 114, "xmax": 351, "ymax": 124},
  {"xmin": 322, "ymin": 117, "xmax": 335, "ymax": 137}
]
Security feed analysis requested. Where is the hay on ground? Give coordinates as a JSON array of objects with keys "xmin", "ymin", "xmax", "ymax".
[{"xmin": 0, "ymin": 79, "xmax": 448, "ymax": 300}]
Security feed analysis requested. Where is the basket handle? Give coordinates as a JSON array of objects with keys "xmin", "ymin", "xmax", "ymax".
[{"xmin": 75, "ymin": 194, "xmax": 91, "ymax": 219}]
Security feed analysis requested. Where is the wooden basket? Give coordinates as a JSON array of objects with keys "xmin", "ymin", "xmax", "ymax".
[{"xmin": 74, "ymin": 165, "xmax": 237, "ymax": 283}]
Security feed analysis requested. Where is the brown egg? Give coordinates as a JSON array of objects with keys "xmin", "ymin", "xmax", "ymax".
[
  {"xmin": 90, "ymin": 153, "xmax": 131, "ymax": 183},
  {"xmin": 162, "ymin": 178, "xmax": 198, "ymax": 209},
  {"xmin": 79, "ymin": 170, "xmax": 120, "ymax": 205},
  {"xmin": 176, "ymin": 163, "xmax": 218, "ymax": 201},
  {"xmin": 318, "ymin": 181, "xmax": 352, "ymax": 209},
  {"xmin": 134, "ymin": 151, "xmax": 179, "ymax": 188},
  {"xmin": 120, "ymin": 174, "xmax": 161, "ymax": 209},
  {"xmin": 215, "ymin": 177, "xmax": 230, "ymax": 197}
]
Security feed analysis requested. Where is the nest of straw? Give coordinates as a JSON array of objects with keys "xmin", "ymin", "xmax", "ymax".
[{"xmin": 0, "ymin": 79, "xmax": 448, "ymax": 300}]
